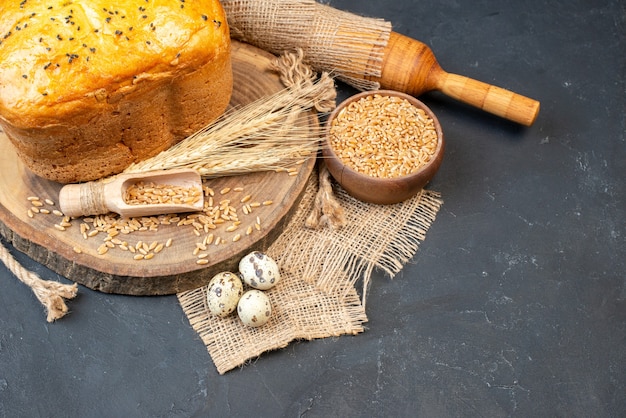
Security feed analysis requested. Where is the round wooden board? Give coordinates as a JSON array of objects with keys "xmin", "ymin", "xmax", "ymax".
[{"xmin": 0, "ymin": 41, "xmax": 317, "ymax": 295}]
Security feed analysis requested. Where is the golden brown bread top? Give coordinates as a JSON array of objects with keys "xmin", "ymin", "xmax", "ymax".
[{"xmin": 0, "ymin": 0, "xmax": 229, "ymax": 127}]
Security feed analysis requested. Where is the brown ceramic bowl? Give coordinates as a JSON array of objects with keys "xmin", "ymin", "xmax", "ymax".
[{"xmin": 322, "ymin": 90, "xmax": 444, "ymax": 205}]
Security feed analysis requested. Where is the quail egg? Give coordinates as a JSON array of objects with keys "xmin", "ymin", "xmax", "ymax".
[
  {"xmin": 237, "ymin": 289, "xmax": 272, "ymax": 327},
  {"xmin": 206, "ymin": 271, "xmax": 244, "ymax": 317},
  {"xmin": 238, "ymin": 251, "xmax": 281, "ymax": 290}
]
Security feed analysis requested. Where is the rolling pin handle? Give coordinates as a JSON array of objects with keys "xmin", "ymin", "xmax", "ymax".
[
  {"xmin": 436, "ymin": 72, "xmax": 540, "ymax": 126},
  {"xmin": 376, "ymin": 32, "xmax": 540, "ymax": 126}
]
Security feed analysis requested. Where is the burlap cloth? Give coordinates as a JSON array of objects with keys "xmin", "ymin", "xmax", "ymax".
[
  {"xmin": 178, "ymin": 168, "xmax": 442, "ymax": 374},
  {"xmin": 176, "ymin": 0, "xmax": 445, "ymax": 374},
  {"xmin": 222, "ymin": 0, "xmax": 391, "ymax": 91}
]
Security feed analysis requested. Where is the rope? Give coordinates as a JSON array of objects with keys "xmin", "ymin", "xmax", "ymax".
[
  {"xmin": 306, "ymin": 161, "xmax": 346, "ymax": 230},
  {"xmin": 0, "ymin": 240, "xmax": 77, "ymax": 322}
]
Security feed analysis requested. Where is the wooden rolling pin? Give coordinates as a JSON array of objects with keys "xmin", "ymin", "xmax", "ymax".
[
  {"xmin": 370, "ymin": 32, "xmax": 540, "ymax": 126},
  {"xmin": 222, "ymin": 0, "xmax": 540, "ymax": 126}
]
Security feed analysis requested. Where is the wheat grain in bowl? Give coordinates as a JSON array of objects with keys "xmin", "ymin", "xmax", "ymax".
[
  {"xmin": 323, "ymin": 90, "xmax": 444, "ymax": 205},
  {"xmin": 329, "ymin": 94, "xmax": 438, "ymax": 178}
]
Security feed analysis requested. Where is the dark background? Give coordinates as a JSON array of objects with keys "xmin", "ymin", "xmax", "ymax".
[{"xmin": 1, "ymin": 0, "xmax": 624, "ymax": 416}]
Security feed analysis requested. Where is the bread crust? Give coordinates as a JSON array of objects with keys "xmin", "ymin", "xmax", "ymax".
[{"xmin": 0, "ymin": 1, "xmax": 232, "ymax": 183}]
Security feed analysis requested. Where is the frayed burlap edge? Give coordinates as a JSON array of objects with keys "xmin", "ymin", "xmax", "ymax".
[
  {"xmin": 177, "ymin": 167, "xmax": 442, "ymax": 374},
  {"xmin": 178, "ymin": 268, "xmax": 366, "ymax": 375},
  {"xmin": 275, "ymin": 166, "xmax": 443, "ymax": 308}
]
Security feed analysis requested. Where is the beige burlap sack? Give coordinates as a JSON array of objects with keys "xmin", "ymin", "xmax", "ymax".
[
  {"xmin": 178, "ymin": 169, "xmax": 442, "ymax": 374},
  {"xmin": 222, "ymin": 0, "xmax": 392, "ymax": 91}
]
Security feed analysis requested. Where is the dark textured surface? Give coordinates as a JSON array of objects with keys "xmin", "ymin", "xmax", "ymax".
[{"xmin": 1, "ymin": 1, "xmax": 624, "ymax": 416}]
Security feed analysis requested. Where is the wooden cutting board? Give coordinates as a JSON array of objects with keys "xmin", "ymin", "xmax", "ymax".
[{"xmin": 0, "ymin": 41, "xmax": 318, "ymax": 295}]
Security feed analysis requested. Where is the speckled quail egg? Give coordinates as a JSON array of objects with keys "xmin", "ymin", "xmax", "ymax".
[
  {"xmin": 206, "ymin": 271, "xmax": 244, "ymax": 318},
  {"xmin": 238, "ymin": 251, "xmax": 281, "ymax": 290},
  {"xmin": 237, "ymin": 289, "xmax": 272, "ymax": 327}
]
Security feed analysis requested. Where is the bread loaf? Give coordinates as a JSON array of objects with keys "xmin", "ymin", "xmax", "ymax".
[{"xmin": 0, "ymin": 0, "xmax": 232, "ymax": 183}]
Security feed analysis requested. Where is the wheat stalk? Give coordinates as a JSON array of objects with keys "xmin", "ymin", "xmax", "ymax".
[{"xmin": 124, "ymin": 74, "xmax": 336, "ymax": 178}]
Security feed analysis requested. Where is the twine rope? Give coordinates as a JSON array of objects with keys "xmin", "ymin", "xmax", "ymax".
[
  {"xmin": 85, "ymin": 181, "xmax": 108, "ymax": 216},
  {"xmin": 0, "ymin": 240, "xmax": 77, "ymax": 322},
  {"xmin": 269, "ymin": 49, "xmax": 346, "ymax": 229},
  {"xmin": 305, "ymin": 161, "xmax": 346, "ymax": 230},
  {"xmin": 79, "ymin": 181, "xmax": 108, "ymax": 217},
  {"xmin": 269, "ymin": 48, "xmax": 336, "ymax": 113}
]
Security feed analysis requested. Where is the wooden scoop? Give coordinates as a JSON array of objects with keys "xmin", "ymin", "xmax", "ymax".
[
  {"xmin": 59, "ymin": 168, "xmax": 204, "ymax": 218},
  {"xmin": 369, "ymin": 32, "xmax": 540, "ymax": 126}
]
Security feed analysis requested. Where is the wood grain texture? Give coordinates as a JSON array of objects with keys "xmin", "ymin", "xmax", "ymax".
[
  {"xmin": 371, "ymin": 32, "xmax": 540, "ymax": 126},
  {"xmin": 0, "ymin": 41, "xmax": 317, "ymax": 295}
]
